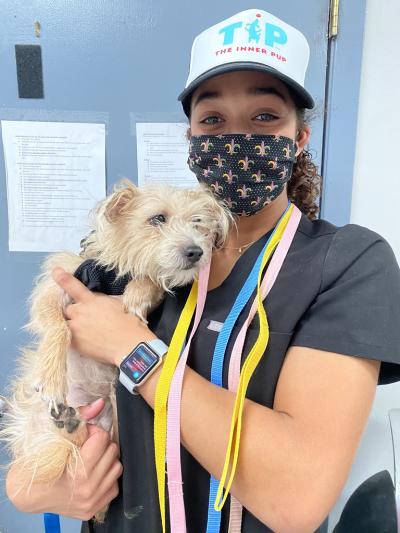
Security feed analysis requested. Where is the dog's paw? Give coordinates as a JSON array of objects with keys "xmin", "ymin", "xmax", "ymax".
[{"xmin": 50, "ymin": 403, "xmax": 81, "ymax": 433}]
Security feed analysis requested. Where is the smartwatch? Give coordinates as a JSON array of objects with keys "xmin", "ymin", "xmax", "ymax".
[{"xmin": 118, "ymin": 338, "xmax": 168, "ymax": 395}]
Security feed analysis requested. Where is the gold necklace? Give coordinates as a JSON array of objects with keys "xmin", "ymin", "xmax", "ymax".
[{"xmin": 222, "ymin": 238, "xmax": 258, "ymax": 254}]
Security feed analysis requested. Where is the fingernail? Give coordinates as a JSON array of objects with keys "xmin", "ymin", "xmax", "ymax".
[{"xmin": 91, "ymin": 398, "xmax": 104, "ymax": 407}]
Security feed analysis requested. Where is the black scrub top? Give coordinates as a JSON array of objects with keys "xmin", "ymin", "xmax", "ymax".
[{"xmin": 82, "ymin": 213, "xmax": 400, "ymax": 533}]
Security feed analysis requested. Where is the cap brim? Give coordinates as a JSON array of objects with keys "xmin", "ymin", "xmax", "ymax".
[{"xmin": 178, "ymin": 61, "xmax": 315, "ymax": 114}]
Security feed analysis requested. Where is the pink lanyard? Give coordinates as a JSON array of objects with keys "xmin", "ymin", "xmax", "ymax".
[
  {"xmin": 227, "ymin": 205, "xmax": 302, "ymax": 532},
  {"xmin": 166, "ymin": 261, "xmax": 211, "ymax": 532},
  {"xmin": 166, "ymin": 205, "xmax": 302, "ymax": 533}
]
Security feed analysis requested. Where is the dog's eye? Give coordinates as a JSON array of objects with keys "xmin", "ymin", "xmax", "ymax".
[
  {"xmin": 192, "ymin": 217, "xmax": 202, "ymax": 224},
  {"xmin": 149, "ymin": 214, "xmax": 166, "ymax": 226}
]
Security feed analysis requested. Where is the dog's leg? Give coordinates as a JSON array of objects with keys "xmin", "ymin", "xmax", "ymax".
[
  {"xmin": 2, "ymin": 369, "xmax": 87, "ymax": 487},
  {"xmin": 122, "ymin": 278, "xmax": 164, "ymax": 323},
  {"xmin": 2, "ymin": 253, "xmax": 91, "ymax": 486},
  {"xmin": 28, "ymin": 254, "xmax": 83, "ymax": 412}
]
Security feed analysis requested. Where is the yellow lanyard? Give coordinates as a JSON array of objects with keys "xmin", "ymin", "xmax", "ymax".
[{"xmin": 154, "ymin": 281, "xmax": 198, "ymax": 533}]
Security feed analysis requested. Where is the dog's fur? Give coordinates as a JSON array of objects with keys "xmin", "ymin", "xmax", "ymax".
[{"xmin": 1, "ymin": 179, "xmax": 231, "ymax": 518}]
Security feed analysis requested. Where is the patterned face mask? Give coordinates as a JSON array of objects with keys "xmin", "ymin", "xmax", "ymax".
[{"xmin": 188, "ymin": 133, "xmax": 297, "ymax": 216}]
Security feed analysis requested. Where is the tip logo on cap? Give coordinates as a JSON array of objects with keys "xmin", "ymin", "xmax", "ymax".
[
  {"xmin": 179, "ymin": 9, "xmax": 314, "ymax": 110},
  {"xmin": 218, "ymin": 13, "xmax": 288, "ymax": 48}
]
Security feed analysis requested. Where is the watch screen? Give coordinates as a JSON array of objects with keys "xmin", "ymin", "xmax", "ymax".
[{"xmin": 120, "ymin": 343, "xmax": 159, "ymax": 384}]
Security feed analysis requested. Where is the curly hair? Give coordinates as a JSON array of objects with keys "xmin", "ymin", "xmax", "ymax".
[{"xmin": 288, "ymin": 109, "xmax": 321, "ymax": 220}]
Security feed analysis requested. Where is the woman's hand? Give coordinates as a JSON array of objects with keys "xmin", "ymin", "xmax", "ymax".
[
  {"xmin": 52, "ymin": 267, "xmax": 156, "ymax": 366},
  {"xmin": 6, "ymin": 399, "xmax": 123, "ymax": 520}
]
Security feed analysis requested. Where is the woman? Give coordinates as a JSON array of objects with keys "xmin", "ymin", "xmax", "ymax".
[{"xmin": 6, "ymin": 8, "xmax": 400, "ymax": 533}]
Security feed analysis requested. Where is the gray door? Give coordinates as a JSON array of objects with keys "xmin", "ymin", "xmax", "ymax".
[{"xmin": 0, "ymin": 2, "xmax": 331, "ymax": 532}]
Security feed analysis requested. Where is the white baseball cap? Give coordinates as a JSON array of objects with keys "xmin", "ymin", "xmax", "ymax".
[{"xmin": 178, "ymin": 9, "xmax": 315, "ymax": 115}]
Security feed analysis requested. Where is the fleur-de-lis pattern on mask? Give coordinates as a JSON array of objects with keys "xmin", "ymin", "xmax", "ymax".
[{"xmin": 188, "ymin": 134, "xmax": 297, "ymax": 216}]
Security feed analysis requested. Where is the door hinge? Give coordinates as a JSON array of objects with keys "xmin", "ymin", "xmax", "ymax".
[{"xmin": 329, "ymin": 0, "xmax": 340, "ymax": 38}]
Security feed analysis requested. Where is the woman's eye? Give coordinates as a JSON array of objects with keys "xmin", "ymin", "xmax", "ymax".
[
  {"xmin": 149, "ymin": 214, "xmax": 166, "ymax": 226},
  {"xmin": 255, "ymin": 113, "xmax": 278, "ymax": 122},
  {"xmin": 200, "ymin": 116, "xmax": 222, "ymax": 125}
]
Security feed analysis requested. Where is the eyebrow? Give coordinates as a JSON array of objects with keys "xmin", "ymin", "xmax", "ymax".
[
  {"xmin": 192, "ymin": 86, "xmax": 287, "ymax": 109},
  {"xmin": 249, "ymin": 87, "xmax": 287, "ymax": 102}
]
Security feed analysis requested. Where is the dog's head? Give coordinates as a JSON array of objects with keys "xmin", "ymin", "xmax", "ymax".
[{"xmin": 87, "ymin": 179, "xmax": 231, "ymax": 289}]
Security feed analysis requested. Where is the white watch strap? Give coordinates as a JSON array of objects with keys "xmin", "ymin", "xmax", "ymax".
[
  {"xmin": 147, "ymin": 338, "xmax": 169, "ymax": 357},
  {"xmin": 119, "ymin": 370, "xmax": 137, "ymax": 394}
]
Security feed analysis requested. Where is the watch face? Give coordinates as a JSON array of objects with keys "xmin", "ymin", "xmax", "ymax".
[{"xmin": 120, "ymin": 342, "xmax": 160, "ymax": 385}]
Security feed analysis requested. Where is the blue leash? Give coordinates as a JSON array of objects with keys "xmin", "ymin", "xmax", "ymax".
[
  {"xmin": 205, "ymin": 203, "xmax": 291, "ymax": 532},
  {"xmin": 44, "ymin": 513, "xmax": 61, "ymax": 533}
]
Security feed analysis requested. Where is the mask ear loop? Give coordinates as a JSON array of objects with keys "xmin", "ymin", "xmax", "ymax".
[{"xmin": 294, "ymin": 130, "xmax": 302, "ymax": 159}]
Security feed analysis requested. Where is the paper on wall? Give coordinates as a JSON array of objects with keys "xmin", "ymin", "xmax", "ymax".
[
  {"xmin": 1, "ymin": 120, "xmax": 106, "ymax": 252},
  {"xmin": 136, "ymin": 122, "xmax": 197, "ymax": 188}
]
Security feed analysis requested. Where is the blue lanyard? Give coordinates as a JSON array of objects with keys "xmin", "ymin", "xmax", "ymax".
[
  {"xmin": 44, "ymin": 513, "xmax": 60, "ymax": 533},
  {"xmin": 206, "ymin": 203, "xmax": 291, "ymax": 533}
]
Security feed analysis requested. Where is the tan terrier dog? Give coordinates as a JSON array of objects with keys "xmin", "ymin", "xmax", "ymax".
[{"xmin": 1, "ymin": 179, "xmax": 231, "ymax": 518}]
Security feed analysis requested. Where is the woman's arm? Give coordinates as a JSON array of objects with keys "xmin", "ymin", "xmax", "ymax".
[
  {"xmin": 6, "ymin": 400, "xmax": 123, "ymax": 521},
  {"xmin": 138, "ymin": 347, "xmax": 380, "ymax": 533}
]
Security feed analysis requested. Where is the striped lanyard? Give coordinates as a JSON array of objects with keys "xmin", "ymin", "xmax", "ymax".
[{"xmin": 164, "ymin": 203, "xmax": 300, "ymax": 533}]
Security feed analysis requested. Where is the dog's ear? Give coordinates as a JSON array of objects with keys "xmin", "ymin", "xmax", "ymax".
[
  {"xmin": 194, "ymin": 184, "xmax": 232, "ymax": 248},
  {"xmin": 104, "ymin": 179, "xmax": 139, "ymax": 223},
  {"xmin": 213, "ymin": 200, "xmax": 232, "ymax": 249}
]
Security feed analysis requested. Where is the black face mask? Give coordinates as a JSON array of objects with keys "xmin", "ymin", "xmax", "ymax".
[{"xmin": 188, "ymin": 133, "xmax": 297, "ymax": 216}]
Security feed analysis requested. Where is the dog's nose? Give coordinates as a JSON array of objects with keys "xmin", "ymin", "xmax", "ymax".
[{"xmin": 184, "ymin": 245, "xmax": 204, "ymax": 264}]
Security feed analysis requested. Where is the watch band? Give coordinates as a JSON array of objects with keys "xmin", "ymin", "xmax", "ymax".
[
  {"xmin": 119, "ymin": 338, "xmax": 168, "ymax": 394},
  {"xmin": 147, "ymin": 338, "xmax": 169, "ymax": 356}
]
